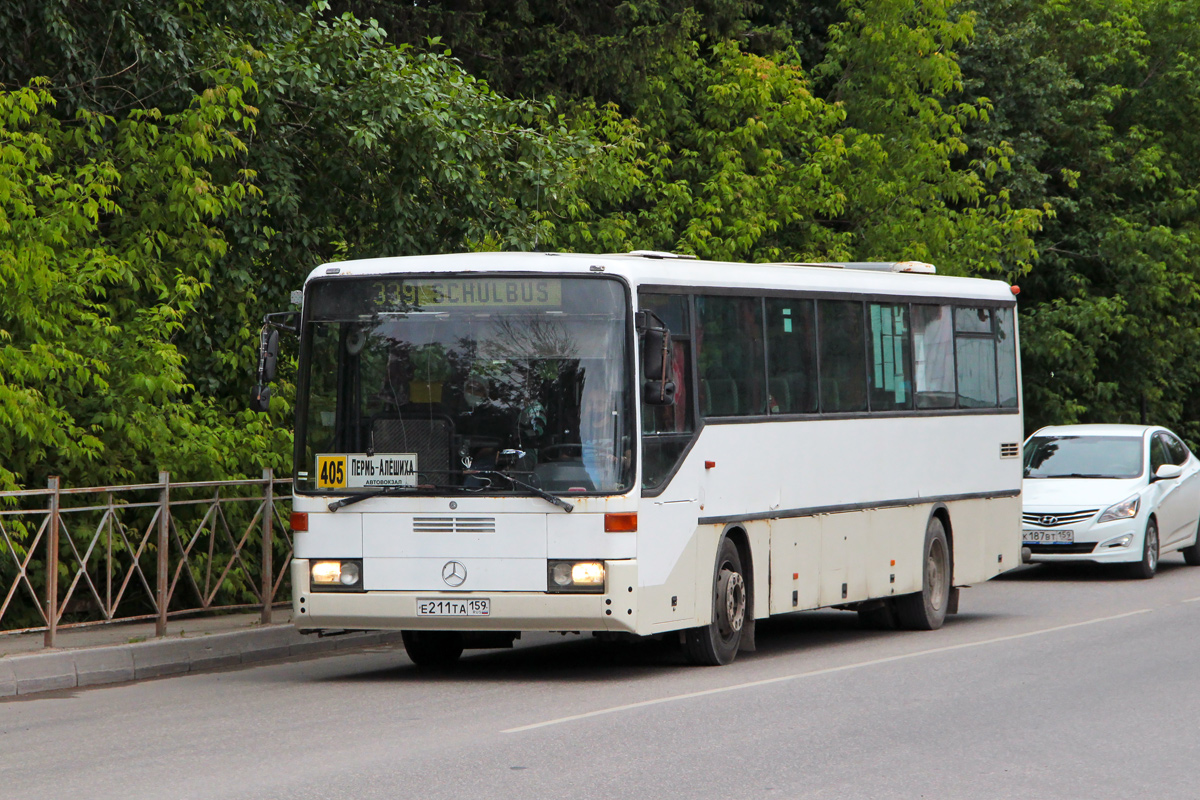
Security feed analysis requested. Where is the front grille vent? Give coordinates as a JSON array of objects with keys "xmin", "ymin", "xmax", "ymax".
[
  {"xmin": 412, "ymin": 516, "xmax": 497, "ymax": 534},
  {"xmin": 1000, "ymin": 442, "xmax": 1021, "ymax": 458},
  {"xmin": 1026, "ymin": 543, "xmax": 1098, "ymax": 555},
  {"xmin": 1022, "ymin": 510, "xmax": 1099, "ymax": 527}
]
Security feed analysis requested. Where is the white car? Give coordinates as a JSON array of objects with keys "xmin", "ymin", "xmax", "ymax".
[{"xmin": 1022, "ymin": 424, "xmax": 1200, "ymax": 578}]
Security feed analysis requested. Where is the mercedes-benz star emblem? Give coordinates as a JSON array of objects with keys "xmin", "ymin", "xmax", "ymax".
[
  {"xmin": 442, "ymin": 560, "xmax": 467, "ymax": 587},
  {"xmin": 1041, "ymin": 515, "xmax": 1059, "ymax": 527}
]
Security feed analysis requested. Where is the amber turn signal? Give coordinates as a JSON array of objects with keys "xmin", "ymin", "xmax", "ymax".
[
  {"xmin": 604, "ymin": 512, "xmax": 637, "ymax": 532},
  {"xmin": 290, "ymin": 512, "xmax": 309, "ymax": 531}
]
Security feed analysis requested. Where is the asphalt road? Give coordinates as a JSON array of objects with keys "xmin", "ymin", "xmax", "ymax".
[{"xmin": 4, "ymin": 554, "xmax": 1200, "ymax": 800}]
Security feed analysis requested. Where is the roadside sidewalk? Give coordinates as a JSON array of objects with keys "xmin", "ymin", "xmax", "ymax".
[{"xmin": 0, "ymin": 611, "xmax": 403, "ymax": 698}]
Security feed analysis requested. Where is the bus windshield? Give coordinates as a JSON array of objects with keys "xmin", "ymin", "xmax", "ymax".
[{"xmin": 295, "ymin": 275, "xmax": 633, "ymax": 496}]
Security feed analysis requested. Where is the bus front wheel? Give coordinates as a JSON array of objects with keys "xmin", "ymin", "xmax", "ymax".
[
  {"xmin": 684, "ymin": 537, "xmax": 746, "ymax": 666},
  {"xmin": 894, "ymin": 516, "xmax": 950, "ymax": 631},
  {"xmin": 402, "ymin": 630, "xmax": 464, "ymax": 669}
]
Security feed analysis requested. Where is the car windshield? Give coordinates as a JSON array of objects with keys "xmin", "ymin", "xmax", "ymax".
[
  {"xmin": 1023, "ymin": 435, "xmax": 1144, "ymax": 479},
  {"xmin": 295, "ymin": 275, "xmax": 633, "ymax": 495}
]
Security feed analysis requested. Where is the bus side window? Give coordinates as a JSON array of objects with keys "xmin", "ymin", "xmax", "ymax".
[
  {"xmin": 955, "ymin": 307, "xmax": 998, "ymax": 408},
  {"xmin": 817, "ymin": 300, "xmax": 867, "ymax": 413},
  {"xmin": 912, "ymin": 305, "xmax": 955, "ymax": 409},
  {"xmin": 765, "ymin": 298, "xmax": 817, "ymax": 413},
  {"xmin": 697, "ymin": 296, "xmax": 765, "ymax": 416},
  {"xmin": 868, "ymin": 303, "xmax": 912, "ymax": 411},
  {"xmin": 996, "ymin": 307, "xmax": 1018, "ymax": 408},
  {"xmin": 640, "ymin": 293, "xmax": 695, "ymax": 490}
]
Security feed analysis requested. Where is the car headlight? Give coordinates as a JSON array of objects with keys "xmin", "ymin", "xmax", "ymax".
[{"xmin": 1097, "ymin": 495, "xmax": 1140, "ymax": 524}]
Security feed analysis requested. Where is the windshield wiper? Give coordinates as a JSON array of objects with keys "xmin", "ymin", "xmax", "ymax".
[
  {"xmin": 327, "ymin": 484, "xmax": 466, "ymax": 511},
  {"xmin": 1045, "ymin": 473, "xmax": 1115, "ymax": 479},
  {"xmin": 472, "ymin": 470, "xmax": 574, "ymax": 512}
]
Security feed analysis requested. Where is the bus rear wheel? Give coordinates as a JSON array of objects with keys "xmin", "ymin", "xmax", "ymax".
[
  {"xmin": 684, "ymin": 537, "xmax": 746, "ymax": 666},
  {"xmin": 894, "ymin": 516, "xmax": 950, "ymax": 631},
  {"xmin": 402, "ymin": 630, "xmax": 464, "ymax": 669}
]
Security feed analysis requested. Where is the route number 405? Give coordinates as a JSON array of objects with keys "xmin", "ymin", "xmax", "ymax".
[{"xmin": 316, "ymin": 456, "xmax": 347, "ymax": 489}]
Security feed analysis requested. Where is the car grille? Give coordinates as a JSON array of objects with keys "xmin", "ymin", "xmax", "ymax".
[
  {"xmin": 1021, "ymin": 510, "xmax": 1099, "ymax": 527},
  {"xmin": 412, "ymin": 517, "xmax": 497, "ymax": 534},
  {"xmin": 1026, "ymin": 543, "xmax": 1098, "ymax": 555}
]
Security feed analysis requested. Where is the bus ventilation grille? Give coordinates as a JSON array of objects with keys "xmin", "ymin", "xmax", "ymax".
[
  {"xmin": 412, "ymin": 517, "xmax": 497, "ymax": 534},
  {"xmin": 1000, "ymin": 442, "xmax": 1020, "ymax": 458}
]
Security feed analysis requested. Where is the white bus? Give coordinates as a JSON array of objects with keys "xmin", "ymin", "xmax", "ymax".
[{"xmin": 266, "ymin": 251, "xmax": 1023, "ymax": 666}]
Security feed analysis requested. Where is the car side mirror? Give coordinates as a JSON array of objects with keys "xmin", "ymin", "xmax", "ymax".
[{"xmin": 1153, "ymin": 463, "xmax": 1183, "ymax": 482}]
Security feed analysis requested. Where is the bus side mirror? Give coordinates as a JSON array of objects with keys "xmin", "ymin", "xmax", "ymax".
[
  {"xmin": 252, "ymin": 328, "xmax": 280, "ymax": 413},
  {"xmin": 251, "ymin": 384, "xmax": 272, "ymax": 413},
  {"xmin": 639, "ymin": 312, "xmax": 677, "ymax": 406}
]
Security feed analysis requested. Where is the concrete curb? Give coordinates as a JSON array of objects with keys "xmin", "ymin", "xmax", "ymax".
[{"xmin": 0, "ymin": 626, "xmax": 405, "ymax": 698}]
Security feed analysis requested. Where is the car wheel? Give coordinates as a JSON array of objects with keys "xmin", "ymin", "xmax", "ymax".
[
  {"xmin": 1181, "ymin": 519, "xmax": 1200, "ymax": 567},
  {"xmin": 1126, "ymin": 518, "xmax": 1159, "ymax": 580},
  {"xmin": 401, "ymin": 630, "xmax": 464, "ymax": 668},
  {"xmin": 683, "ymin": 536, "xmax": 746, "ymax": 666},
  {"xmin": 894, "ymin": 515, "xmax": 951, "ymax": 631}
]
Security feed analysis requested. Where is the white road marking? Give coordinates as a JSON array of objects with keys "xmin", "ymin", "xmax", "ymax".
[
  {"xmin": 502, "ymin": 608, "xmax": 1153, "ymax": 734},
  {"xmin": 1180, "ymin": 596, "xmax": 1200, "ymax": 604}
]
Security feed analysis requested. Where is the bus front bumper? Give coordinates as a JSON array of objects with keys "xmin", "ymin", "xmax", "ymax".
[{"xmin": 291, "ymin": 558, "xmax": 640, "ymax": 634}]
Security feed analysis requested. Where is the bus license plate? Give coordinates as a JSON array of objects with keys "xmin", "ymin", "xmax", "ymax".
[
  {"xmin": 1023, "ymin": 529, "xmax": 1074, "ymax": 544},
  {"xmin": 416, "ymin": 598, "xmax": 490, "ymax": 617}
]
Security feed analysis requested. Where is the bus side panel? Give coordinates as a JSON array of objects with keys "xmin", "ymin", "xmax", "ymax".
[
  {"xmin": 768, "ymin": 517, "xmax": 821, "ymax": 615},
  {"xmin": 866, "ymin": 507, "xmax": 925, "ymax": 599},
  {"xmin": 946, "ymin": 495, "xmax": 1022, "ymax": 585},
  {"xmin": 641, "ymin": 531, "xmax": 698, "ymax": 633},
  {"xmin": 743, "ymin": 520, "xmax": 772, "ymax": 620}
]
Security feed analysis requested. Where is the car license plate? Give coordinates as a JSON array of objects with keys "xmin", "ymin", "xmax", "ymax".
[
  {"xmin": 416, "ymin": 598, "xmax": 490, "ymax": 617},
  {"xmin": 1023, "ymin": 529, "xmax": 1074, "ymax": 544}
]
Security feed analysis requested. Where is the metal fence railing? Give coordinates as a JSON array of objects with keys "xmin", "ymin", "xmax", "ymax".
[{"xmin": 0, "ymin": 470, "xmax": 293, "ymax": 648}]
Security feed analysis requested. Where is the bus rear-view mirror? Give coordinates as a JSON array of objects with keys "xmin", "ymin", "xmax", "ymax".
[
  {"xmin": 640, "ymin": 316, "xmax": 677, "ymax": 406},
  {"xmin": 252, "ymin": 328, "xmax": 280, "ymax": 413}
]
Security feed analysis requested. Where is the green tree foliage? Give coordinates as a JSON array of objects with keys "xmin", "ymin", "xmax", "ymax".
[
  {"xmin": 8, "ymin": 0, "xmax": 1200, "ymax": 488},
  {"xmin": 0, "ymin": 80, "xmax": 287, "ymax": 490},
  {"xmin": 373, "ymin": 0, "xmax": 1041, "ymax": 268},
  {"xmin": 0, "ymin": 3, "xmax": 606, "ymax": 489},
  {"xmin": 959, "ymin": 0, "xmax": 1200, "ymax": 439}
]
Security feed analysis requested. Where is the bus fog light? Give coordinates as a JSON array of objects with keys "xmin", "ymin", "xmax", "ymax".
[
  {"xmin": 339, "ymin": 562, "xmax": 361, "ymax": 585},
  {"xmin": 551, "ymin": 562, "xmax": 573, "ymax": 587},
  {"xmin": 312, "ymin": 561, "xmax": 342, "ymax": 584}
]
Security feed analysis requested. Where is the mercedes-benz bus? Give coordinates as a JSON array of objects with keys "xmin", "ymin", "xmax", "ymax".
[{"xmin": 257, "ymin": 251, "xmax": 1023, "ymax": 666}]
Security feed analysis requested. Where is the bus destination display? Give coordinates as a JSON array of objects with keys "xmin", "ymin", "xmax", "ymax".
[
  {"xmin": 371, "ymin": 278, "xmax": 562, "ymax": 310},
  {"xmin": 316, "ymin": 454, "xmax": 418, "ymax": 489}
]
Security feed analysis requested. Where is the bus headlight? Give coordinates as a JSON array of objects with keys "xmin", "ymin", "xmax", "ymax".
[
  {"xmin": 547, "ymin": 560, "xmax": 606, "ymax": 593},
  {"xmin": 311, "ymin": 559, "xmax": 364, "ymax": 591}
]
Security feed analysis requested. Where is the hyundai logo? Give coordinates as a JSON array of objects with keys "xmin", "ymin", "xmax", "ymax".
[
  {"xmin": 1040, "ymin": 515, "xmax": 1060, "ymax": 527},
  {"xmin": 442, "ymin": 560, "xmax": 467, "ymax": 587}
]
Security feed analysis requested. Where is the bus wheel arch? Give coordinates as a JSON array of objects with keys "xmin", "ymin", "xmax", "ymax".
[{"xmin": 684, "ymin": 527, "xmax": 753, "ymax": 665}]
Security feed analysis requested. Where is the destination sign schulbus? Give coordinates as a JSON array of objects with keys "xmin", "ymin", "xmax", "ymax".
[{"xmin": 370, "ymin": 278, "xmax": 562, "ymax": 310}]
